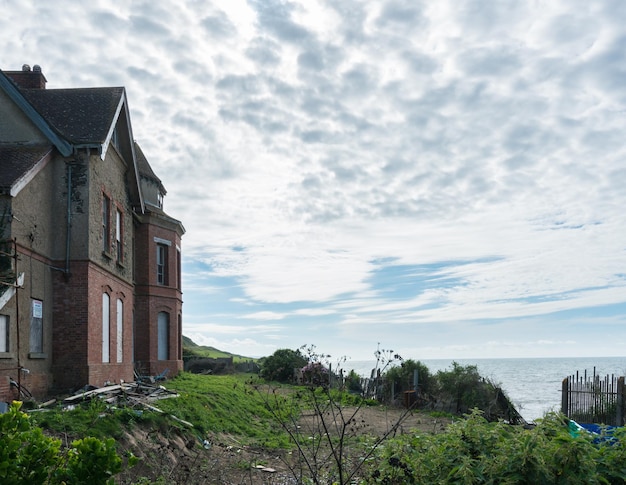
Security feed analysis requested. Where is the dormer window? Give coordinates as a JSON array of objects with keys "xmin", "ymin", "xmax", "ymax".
[{"xmin": 157, "ymin": 191, "xmax": 163, "ymax": 209}]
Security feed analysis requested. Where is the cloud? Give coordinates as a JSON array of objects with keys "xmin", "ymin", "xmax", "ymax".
[
  {"xmin": 240, "ymin": 311, "xmax": 287, "ymax": 320},
  {"xmin": 3, "ymin": 0, "xmax": 626, "ymax": 360}
]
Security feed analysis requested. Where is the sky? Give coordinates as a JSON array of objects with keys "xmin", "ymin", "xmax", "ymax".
[{"xmin": 2, "ymin": 0, "xmax": 626, "ymax": 364}]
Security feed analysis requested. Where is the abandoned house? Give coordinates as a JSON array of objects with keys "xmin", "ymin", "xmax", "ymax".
[{"xmin": 0, "ymin": 65, "xmax": 185, "ymax": 401}]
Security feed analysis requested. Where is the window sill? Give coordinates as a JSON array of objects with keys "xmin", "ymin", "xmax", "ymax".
[
  {"xmin": 116, "ymin": 260, "xmax": 126, "ymax": 269},
  {"xmin": 102, "ymin": 250, "xmax": 112, "ymax": 260},
  {"xmin": 28, "ymin": 352, "xmax": 47, "ymax": 359},
  {"xmin": 0, "ymin": 352, "xmax": 15, "ymax": 359}
]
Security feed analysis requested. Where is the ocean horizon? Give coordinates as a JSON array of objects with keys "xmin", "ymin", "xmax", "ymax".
[{"xmin": 339, "ymin": 356, "xmax": 626, "ymax": 422}]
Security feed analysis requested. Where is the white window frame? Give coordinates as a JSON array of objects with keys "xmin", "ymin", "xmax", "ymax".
[
  {"xmin": 102, "ymin": 293, "xmax": 110, "ymax": 363},
  {"xmin": 116, "ymin": 299, "xmax": 123, "ymax": 363},
  {"xmin": 29, "ymin": 300, "xmax": 43, "ymax": 354},
  {"xmin": 0, "ymin": 315, "xmax": 8, "ymax": 353},
  {"xmin": 158, "ymin": 312, "xmax": 169, "ymax": 361},
  {"xmin": 115, "ymin": 209, "xmax": 123, "ymax": 263},
  {"xmin": 157, "ymin": 244, "xmax": 168, "ymax": 285}
]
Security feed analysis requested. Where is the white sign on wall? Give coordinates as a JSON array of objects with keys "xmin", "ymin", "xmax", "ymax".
[{"xmin": 32, "ymin": 299, "xmax": 43, "ymax": 318}]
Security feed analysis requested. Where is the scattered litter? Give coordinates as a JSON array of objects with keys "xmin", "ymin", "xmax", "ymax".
[
  {"xmin": 26, "ymin": 381, "xmax": 192, "ymax": 427},
  {"xmin": 62, "ymin": 382, "xmax": 179, "ymax": 405},
  {"xmin": 39, "ymin": 399, "xmax": 56, "ymax": 408},
  {"xmin": 134, "ymin": 368, "xmax": 170, "ymax": 384}
]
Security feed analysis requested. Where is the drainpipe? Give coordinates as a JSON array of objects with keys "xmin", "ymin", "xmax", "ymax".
[
  {"xmin": 64, "ymin": 162, "xmax": 72, "ymax": 279},
  {"xmin": 14, "ymin": 238, "xmax": 21, "ymax": 393}
]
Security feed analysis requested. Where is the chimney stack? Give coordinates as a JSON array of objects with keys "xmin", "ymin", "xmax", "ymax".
[{"xmin": 4, "ymin": 64, "xmax": 47, "ymax": 89}]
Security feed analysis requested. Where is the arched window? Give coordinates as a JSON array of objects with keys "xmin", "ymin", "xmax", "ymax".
[
  {"xmin": 116, "ymin": 299, "xmax": 123, "ymax": 363},
  {"xmin": 177, "ymin": 314, "xmax": 182, "ymax": 360},
  {"xmin": 157, "ymin": 312, "xmax": 169, "ymax": 361},
  {"xmin": 102, "ymin": 293, "xmax": 110, "ymax": 363}
]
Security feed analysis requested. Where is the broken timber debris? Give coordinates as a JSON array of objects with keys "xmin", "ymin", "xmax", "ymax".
[
  {"xmin": 63, "ymin": 381, "xmax": 179, "ymax": 404},
  {"xmin": 56, "ymin": 381, "xmax": 192, "ymax": 427}
]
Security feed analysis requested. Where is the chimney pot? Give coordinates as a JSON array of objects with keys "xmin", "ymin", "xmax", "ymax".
[{"xmin": 5, "ymin": 65, "xmax": 47, "ymax": 89}]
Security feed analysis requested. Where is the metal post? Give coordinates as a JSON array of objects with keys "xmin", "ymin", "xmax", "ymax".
[
  {"xmin": 617, "ymin": 377, "xmax": 625, "ymax": 427},
  {"xmin": 561, "ymin": 377, "xmax": 569, "ymax": 417}
]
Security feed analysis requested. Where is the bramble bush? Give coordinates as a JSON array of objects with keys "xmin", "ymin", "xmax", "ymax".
[
  {"xmin": 367, "ymin": 410, "xmax": 626, "ymax": 484},
  {"xmin": 0, "ymin": 401, "xmax": 133, "ymax": 484}
]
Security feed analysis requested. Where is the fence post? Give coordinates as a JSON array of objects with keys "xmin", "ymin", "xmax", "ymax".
[
  {"xmin": 561, "ymin": 377, "xmax": 569, "ymax": 417},
  {"xmin": 617, "ymin": 377, "xmax": 625, "ymax": 427}
]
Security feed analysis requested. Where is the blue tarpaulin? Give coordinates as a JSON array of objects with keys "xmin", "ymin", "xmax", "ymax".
[{"xmin": 569, "ymin": 420, "xmax": 620, "ymax": 444}]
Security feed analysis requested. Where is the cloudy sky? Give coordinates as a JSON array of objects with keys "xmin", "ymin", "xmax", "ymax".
[{"xmin": 3, "ymin": 0, "xmax": 626, "ymax": 363}]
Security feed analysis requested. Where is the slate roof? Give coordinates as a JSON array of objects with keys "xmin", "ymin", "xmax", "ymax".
[
  {"xmin": 0, "ymin": 71, "xmax": 151, "ymax": 214},
  {"xmin": 0, "ymin": 144, "xmax": 52, "ymax": 191},
  {"xmin": 20, "ymin": 87, "xmax": 125, "ymax": 145},
  {"xmin": 134, "ymin": 142, "xmax": 165, "ymax": 193}
]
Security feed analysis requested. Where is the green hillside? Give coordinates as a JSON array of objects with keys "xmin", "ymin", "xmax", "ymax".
[{"xmin": 182, "ymin": 335, "xmax": 258, "ymax": 363}]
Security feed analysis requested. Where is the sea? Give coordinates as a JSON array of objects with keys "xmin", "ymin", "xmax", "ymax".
[{"xmin": 343, "ymin": 357, "xmax": 626, "ymax": 423}]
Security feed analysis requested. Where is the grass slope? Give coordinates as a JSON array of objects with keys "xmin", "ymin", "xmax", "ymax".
[
  {"xmin": 182, "ymin": 335, "xmax": 258, "ymax": 363},
  {"xmin": 31, "ymin": 373, "xmax": 291, "ymax": 449}
]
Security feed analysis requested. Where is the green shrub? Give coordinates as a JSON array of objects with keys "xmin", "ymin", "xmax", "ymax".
[
  {"xmin": 259, "ymin": 348, "xmax": 308, "ymax": 383},
  {"xmin": 435, "ymin": 361, "xmax": 495, "ymax": 414},
  {"xmin": 56, "ymin": 437, "xmax": 125, "ymax": 484},
  {"xmin": 385, "ymin": 359, "xmax": 434, "ymax": 395},
  {"xmin": 345, "ymin": 369, "xmax": 363, "ymax": 393},
  {"xmin": 0, "ymin": 401, "xmax": 131, "ymax": 484},
  {"xmin": 367, "ymin": 410, "xmax": 626, "ymax": 484}
]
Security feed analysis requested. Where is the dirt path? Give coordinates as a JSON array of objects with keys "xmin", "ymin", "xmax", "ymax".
[{"xmin": 297, "ymin": 405, "xmax": 451, "ymax": 437}]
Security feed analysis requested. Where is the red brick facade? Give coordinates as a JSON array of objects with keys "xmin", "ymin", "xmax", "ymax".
[
  {"xmin": 134, "ymin": 212, "xmax": 184, "ymax": 377},
  {"xmin": 0, "ymin": 66, "xmax": 185, "ymax": 401},
  {"xmin": 51, "ymin": 261, "xmax": 136, "ymax": 392}
]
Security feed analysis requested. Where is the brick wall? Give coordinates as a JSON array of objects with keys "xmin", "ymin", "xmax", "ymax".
[
  {"xmin": 51, "ymin": 260, "xmax": 136, "ymax": 393},
  {"xmin": 4, "ymin": 67, "xmax": 47, "ymax": 89},
  {"xmin": 51, "ymin": 261, "xmax": 90, "ymax": 392},
  {"xmin": 134, "ymin": 211, "xmax": 183, "ymax": 377},
  {"xmin": 0, "ymin": 375, "xmax": 15, "ymax": 402}
]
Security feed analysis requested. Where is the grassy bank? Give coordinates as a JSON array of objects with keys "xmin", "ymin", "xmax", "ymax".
[
  {"xmin": 23, "ymin": 371, "xmax": 626, "ymax": 484},
  {"xmin": 156, "ymin": 373, "xmax": 294, "ymax": 447},
  {"xmin": 32, "ymin": 373, "xmax": 293, "ymax": 449}
]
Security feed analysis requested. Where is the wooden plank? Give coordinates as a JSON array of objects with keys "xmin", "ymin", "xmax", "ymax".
[{"xmin": 63, "ymin": 384, "xmax": 131, "ymax": 402}]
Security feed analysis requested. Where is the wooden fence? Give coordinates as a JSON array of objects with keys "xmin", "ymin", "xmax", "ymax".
[{"xmin": 561, "ymin": 368, "xmax": 625, "ymax": 426}]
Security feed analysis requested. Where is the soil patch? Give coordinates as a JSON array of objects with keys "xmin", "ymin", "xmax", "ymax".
[{"xmin": 112, "ymin": 406, "xmax": 451, "ymax": 484}]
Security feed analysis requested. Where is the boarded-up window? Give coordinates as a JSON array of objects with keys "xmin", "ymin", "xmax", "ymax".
[
  {"xmin": 177, "ymin": 314, "xmax": 182, "ymax": 360},
  {"xmin": 0, "ymin": 315, "xmax": 8, "ymax": 352},
  {"xmin": 158, "ymin": 312, "xmax": 169, "ymax": 361},
  {"xmin": 102, "ymin": 293, "xmax": 110, "ymax": 363},
  {"xmin": 116, "ymin": 299, "xmax": 123, "ymax": 363},
  {"xmin": 29, "ymin": 300, "xmax": 43, "ymax": 353}
]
